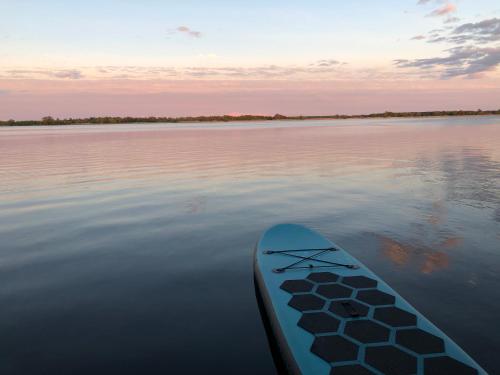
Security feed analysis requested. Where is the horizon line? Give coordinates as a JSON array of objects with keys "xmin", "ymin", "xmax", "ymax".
[{"xmin": 2, "ymin": 109, "xmax": 500, "ymax": 126}]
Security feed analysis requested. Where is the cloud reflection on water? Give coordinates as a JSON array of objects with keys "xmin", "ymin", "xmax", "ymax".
[{"xmin": 376, "ymin": 234, "xmax": 451, "ymax": 275}]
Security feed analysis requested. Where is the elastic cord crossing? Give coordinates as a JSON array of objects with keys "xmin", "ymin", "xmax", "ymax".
[{"xmin": 264, "ymin": 247, "xmax": 358, "ymax": 273}]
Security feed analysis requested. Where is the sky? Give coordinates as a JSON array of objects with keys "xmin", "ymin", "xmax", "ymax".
[{"xmin": 0, "ymin": 0, "xmax": 499, "ymax": 119}]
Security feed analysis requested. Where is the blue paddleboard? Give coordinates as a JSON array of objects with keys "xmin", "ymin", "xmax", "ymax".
[{"xmin": 254, "ymin": 224, "xmax": 487, "ymax": 375}]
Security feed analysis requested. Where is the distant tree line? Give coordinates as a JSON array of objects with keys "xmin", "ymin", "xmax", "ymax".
[{"xmin": 1, "ymin": 110, "xmax": 499, "ymax": 126}]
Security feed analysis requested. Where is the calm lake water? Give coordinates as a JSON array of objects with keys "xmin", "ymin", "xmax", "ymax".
[{"xmin": 0, "ymin": 117, "xmax": 499, "ymax": 374}]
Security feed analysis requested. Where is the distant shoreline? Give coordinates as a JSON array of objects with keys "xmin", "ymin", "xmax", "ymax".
[{"xmin": 1, "ymin": 110, "xmax": 499, "ymax": 126}]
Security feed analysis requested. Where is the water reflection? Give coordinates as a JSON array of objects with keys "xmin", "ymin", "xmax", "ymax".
[
  {"xmin": 379, "ymin": 235, "xmax": 412, "ymax": 266},
  {"xmin": 184, "ymin": 196, "xmax": 207, "ymax": 214},
  {"xmin": 0, "ymin": 117, "xmax": 499, "ymax": 374},
  {"xmin": 427, "ymin": 200, "xmax": 447, "ymax": 226},
  {"xmin": 439, "ymin": 236, "xmax": 463, "ymax": 248},
  {"xmin": 376, "ymin": 234, "xmax": 451, "ymax": 274},
  {"xmin": 494, "ymin": 208, "xmax": 500, "ymax": 223},
  {"xmin": 439, "ymin": 149, "xmax": 500, "ymax": 210},
  {"xmin": 421, "ymin": 251, "xmax": 449, "ymax": 274}
]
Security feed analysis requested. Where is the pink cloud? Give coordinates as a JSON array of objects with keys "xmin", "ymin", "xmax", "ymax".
[
  {"xmin": 176, "ymin": 26, "xmax": 202, "ymax": 38},
  {"xmin": 427, "ymin": 3, "xmax": 457, "ymax": 17}
]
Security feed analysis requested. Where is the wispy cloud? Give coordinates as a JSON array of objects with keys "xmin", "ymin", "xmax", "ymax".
[
  {"xmin": 396, "ymin": 46, "xmax": 500, "ymax": 78},
  {"xmin": 411, "ymin": 35, "xmax": 426, "ymax": 40},
  {"xmin": 49, "ymin": 69, "xmax": 84, "ymax": 79},
  {"xmin": 451, "ymin": 18, "xmax": 500, "ymax": 44},
  {"xmin": 182, "ymin": 63, "xmax": 344, "ymax": 79},
  {"xmin": 444, "ymin": 16, "xmax": 460, "ymax": 24},
  {"xmin": 427, "ymin": 36, "xmax": 447, "ymax": 43},
  {"xmin": 4, "ymin": 69, "xmax": 84, "ymax": 80},
  {"xmin": 417, "ymin": 0, "xmax": 459, "ymax": 20},
  {"xmin": 417, "ymin": 18, "xmax": 500, "ymax": 45},
  {"xmin": 1, "ymin": 60, "xmax": 430, "ymax": 82},
  {"xmin": 427, "ymin": 3, "xmax": 457, "ymax": 17},
  {"xmin": 314, "ymin": 59, "xmax": 341, "ymax": 67},
  {"xmin": 397, "ymin": 17, "xmax": 500, "ymax": 79},
  {"xmin": 176, "ymin": 26, "xmax": 202, "ymax": 38}
]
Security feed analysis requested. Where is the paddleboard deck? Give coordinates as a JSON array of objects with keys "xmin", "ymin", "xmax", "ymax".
[{"xmin": 254, "ymin": 224, "xmax": 487, "ymax": 375}]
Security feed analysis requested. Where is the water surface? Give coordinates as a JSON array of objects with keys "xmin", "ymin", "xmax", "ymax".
[{"xmin": 1, "ymin": 117, "xmax": 499, "ymax": 374}]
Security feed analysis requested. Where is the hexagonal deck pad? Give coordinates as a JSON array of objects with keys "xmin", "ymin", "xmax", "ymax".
[
  {"xmin": 396, "ymin": 328, "xmax": 445, "ymax": 354},
  {"xmin": 373, "ymin": 306, "xmax": 417, "ymax": 327},
  {"xmin": 298, "ymin": 312, "xmax": 340, "ymax": 334},
  {"xmin": 341, "ymin": 275, "xmax": 377, "ymax": 289},
  {"xmin": 317, "ymin": 284, "xmax": 353, "ymax": 299},
  {"xmin": 288, "ymin": 294, "xmax": 325, "ymax": 311},
  {"xmin": 356, "ymin": 289, "xmax": 395, "ymax": 306},
  {"xmin": 329, "ymin": 299, "xmax": 369, "ymax": 318},
  {"xmin": 344, "ymin": 319, "xmax": 390, "ymax": 343},
  {"xmin": 281, "ymin": 278, "xmax": 474, "ymax": 373},
  {"xmin": 311, "ymin": 335, "xmax": 359, "ymax": 363},
  {"xmin": 307, "ymin": 272, "xmax": 340, "ymax": 283},
  {"xmin": 280, "ymin": 279, "xmax": 314, "ymax": 294},
  {"xmin": 424, "ymin": 356, "xmax": 479, "ymax": 375},
  {"xmin": 365, "ymin": 345, "xmax": 417, "ymax": 375}
]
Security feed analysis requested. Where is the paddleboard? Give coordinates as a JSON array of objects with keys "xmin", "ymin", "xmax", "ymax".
[{"xmin": 254, "ymin": 224, "xmax": 487, "ymax": 375}]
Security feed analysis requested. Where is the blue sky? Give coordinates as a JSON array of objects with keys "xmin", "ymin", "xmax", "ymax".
[{"xmin": 1, "ymin": 0, "xmax": 497, "ymax": 67}]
